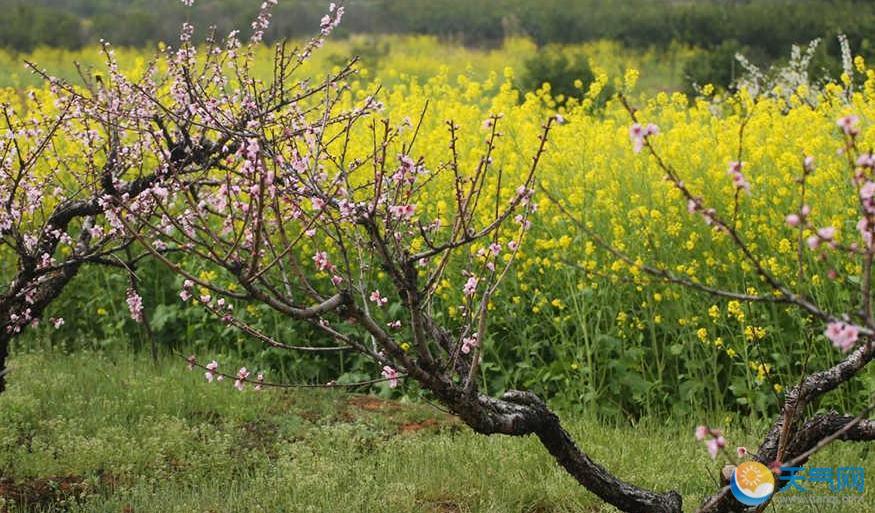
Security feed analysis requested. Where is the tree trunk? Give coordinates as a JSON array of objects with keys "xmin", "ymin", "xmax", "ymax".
[{"xmin": 0, "ymin": 263, "xmax": 83, "ymax": 393}]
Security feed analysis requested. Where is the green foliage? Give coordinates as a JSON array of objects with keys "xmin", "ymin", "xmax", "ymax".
[
  {"xmin": 3, "ymin": 0, "xmax": 875, "ymax": 58},
  {"xmin": 518, "ymin": 46, "xmax": 611, "ymax": 106},
  {"xmin": 682, "ymin": 40, "xmax": 751, "ymax": 93}
]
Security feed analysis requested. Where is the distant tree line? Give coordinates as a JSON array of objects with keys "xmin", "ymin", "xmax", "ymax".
[{"xmin": 0, "ymin": 0, "xmax": 872, "ymax": 56}]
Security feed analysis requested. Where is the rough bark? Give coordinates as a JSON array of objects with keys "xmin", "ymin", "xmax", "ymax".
[
  {"xmin": 697, "ymin": 341, "xmax": 874, "ymax": 513},
  {"xmin": 0, "ymin": 263, "xmax": 82, "ymax": 392},
  {"xmin": 430, "ymin": 386, "xmax": 684, "ymax": 513}
]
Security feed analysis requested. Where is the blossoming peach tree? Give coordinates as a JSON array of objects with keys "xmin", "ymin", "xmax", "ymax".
[
  {"xmin": 75, "ymin": 3, "xmax": 694, "ymax": 513},
  {"xmin": 0, "ymin": 21, "xmax": 268, "ymax": 390}
]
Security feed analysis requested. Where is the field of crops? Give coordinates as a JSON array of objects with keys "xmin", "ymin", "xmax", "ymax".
[{"xmin": 0, "ymin": 34, "xmax": 869, "ymax": 422}]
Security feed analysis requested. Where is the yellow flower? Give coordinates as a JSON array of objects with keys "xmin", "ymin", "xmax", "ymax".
[
  {"xmin": 708, "ymin": 305, "xmax": 720, "ymax": 320},
  {"xmin": 727, "ymin": 301, "xmax": 745, "ymax": 322},
  {"xmin": 773, "ymin": 383, "xmax": 784, "ymax": 394}
]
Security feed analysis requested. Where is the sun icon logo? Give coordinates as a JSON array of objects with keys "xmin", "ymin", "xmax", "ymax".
[{"xmin": 730, "ymin": 461, "xmax": 776, "ymax": 506}]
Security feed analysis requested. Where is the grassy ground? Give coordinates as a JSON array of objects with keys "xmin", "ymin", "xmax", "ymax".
[{"xmin": 0, "ymin": 350, "xmax": 870, "ymax": 513}]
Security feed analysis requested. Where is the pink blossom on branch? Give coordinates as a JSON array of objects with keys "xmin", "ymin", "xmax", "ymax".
[
  {"xmin": 369, "ymin": 290, "xmax": 388, "ymax": 306},
  {"xmin": 837, "ymin": 115, "xmax": 860, "ymax": 136},
  {"xmin": 125, "ymin": 288, "xmax": 144, "ymax": 323},
  {"xmin": 381, "ymin": 366, "xmax": 398, "ymax": 388},
  {"xmin": 461, "ymin": 334, "xmax": 479, "ymax": 354},
  {"xmin": 629, "ymin": 123, "xmax": 659, "ymax": 154},
  {"xmin": 824, "ymin": 321, "xmax": 860, "ymax": 352},
  {"xmin": 706, "ymin": 436, "xmax": 726, "ymax": 459},
  {"xmin": 204, "ymin": 360, "xmax": 220, "ymax": 383},
  {"xmin": 462, "ymin": 276, "xmax": 479, "ymax": 296},
  {"xmin": 727, "ymin": 161, "xmax": 750, "ymax": 193},
  {"xmin": 234, "ymin": 367, "xmax": 251, "ymax": 391}
]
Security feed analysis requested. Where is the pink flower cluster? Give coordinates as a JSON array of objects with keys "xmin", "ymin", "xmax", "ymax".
[
  {"xmin": 234, "ymin": 367, "xmax": 250, "ymax": 391},
  {"xmin": 785, "ymin": 204, "xmax": 810, "ymax": 228},
  {"xmin": 695, "ymin": 425, "xmax": 726, "ymax": 459},
  {"xmin": 180, "ymin": 279, "xmax": 194, "ymax": 302},
  {"xmin": 126, "ymin": 288, "xmax": 144, "ymax": 323},
  {"xmin": 727, "ymin": 161, "xmax": 750, "ymax": 192},
  {"xmin": 369, "ymin": 290, "xmax": 388, "ymax": 306},
  {"xmin": 462, "ymin": 276, "xmax": 479, "ymax": 296},
  {"xmin": 460, "ymin": 334, "xmax": 479, "ymax": 355},
  {"xmin": 204, "ymin": 360, "xmax": 223, "ymax": 383},
  {"xmin": 807, "ymin": 226, "xmax": 835, "ymax": 250},
  {"xmin": 824, "ymin": 321, "xmax": 860, "ymax": 352},
  {"xmin": 837, "ymin": 115, "xmax": 860, "ymax": 137},
  {"xmin": 381, "ymin": 366, "xmax": 398, "ymax": 388},
  {"xmin": 629, "ymin": 123, "xmax": 659, "ymax": 154}
]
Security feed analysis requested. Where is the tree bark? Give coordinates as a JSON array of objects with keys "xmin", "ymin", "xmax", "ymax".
[
  {"xmin": 438, "ymin": 388, "xmax": 683, "ymax": 513},
  {"xmin": 0, "ymin": 263, "xmax": 83, "ymax": 392}
]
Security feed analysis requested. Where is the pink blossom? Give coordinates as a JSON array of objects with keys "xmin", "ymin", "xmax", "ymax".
[
  {"xmin": 736, "ymin": 446, "xmax": 748, "ymax": 458},
  {"xmin": 331, "ymin": 275, "xmax": 344, "ymax": 286},
  {"xmin": 204, "ymin": 360, "xmax": 219, "ymax": 383},
  {"xmin": 695, "ymin": 425, "xmax": 708, "ymax": 441},
  {"xmin": 234, "ymin": 367, "xmax": 250, "ymax": 391},
  {"xmin": 858, "ymin": 217, "xmax": 873, "ymax": 247},
  {"xmin": 803, "ymin": 155, "xmax": 815, "ymax": 173},
  {"xmin": 727, "ymin": 161, "xmax": 750, "ymax": 192},
  {"xmin": 837, "ymin": 115, "xmax": 860, "ymax": 136},
  {"xmin": 125, "ymin": 288, "xmax": 144, "ymax": 323},
  {"xmin": 857, "ymin": 153, "xmax": 875, "ymax": 168},
  {"xmin": 461, "ymin": 334, "xmax": 479, "ymax": 354},
  {"xmin": 861, "ymin": 181, "xmax": 875, "ymax": 200},
  {"xmin": 629, "ymin": 123, "xmax": 659, "ymax": 154},
  {"xmin": 808, "ymin": 226, "xmax": 835, "ymax": 249},
  {"xmin": 51, "ymin": 317, "xmax": 64, "ymax": 329},
  {"xmin": 462, "ymin": 276, "xmax": 479, "ymax": 296},
  {"xmin": 817, "ymin": 226, "xmax": 836, "ymax": 240},
  {"xmin": 186, "ymin": 355, "xmax": 196, "ymax": 371},
  {"xmin": 311, "ymin": 197, "xmax": 325, "ymax": 211},
  {"xmin": 389, "ymin": 204, "xmax": 416, "ymax": 220},
  {"xmin": 254, "ymin": 372, "xmax": 265, "ymax": 391},
  {"xmin": 508, "ymin": 240, "xmax": 519, "ymax": 251},
  {"xmin": 387, "ymin": 320, "xmax": 402, "ymax": 329},
  {"xmin": 785, "ymin": 214, "xmax": 800, "ymax": 227},
  {"xmin": 381, "ymin": 365, "xmax": 398, "ymax": 388},
  {"xmin": 824, "ymin": 321, "xmax": 860, "ymax": 352},
  {"xmin": 706, "ymin": 436, "xmax": 726, "ymax": 459},
  {"xmin": 489, "ymin": 242, "xmax": 502, "ymax": 255},
  {"xmin": 313, "ymin": 251, "xmax": 332, "ymax": 271},
  {"xmin": 369, "ymin": 290, "xmax": 388, "ymax": 306}
]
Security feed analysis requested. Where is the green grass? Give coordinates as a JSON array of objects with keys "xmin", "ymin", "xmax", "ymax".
[{"xmin": 0, "ymin": 349, "xmax": 870, "ymax": 512}]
